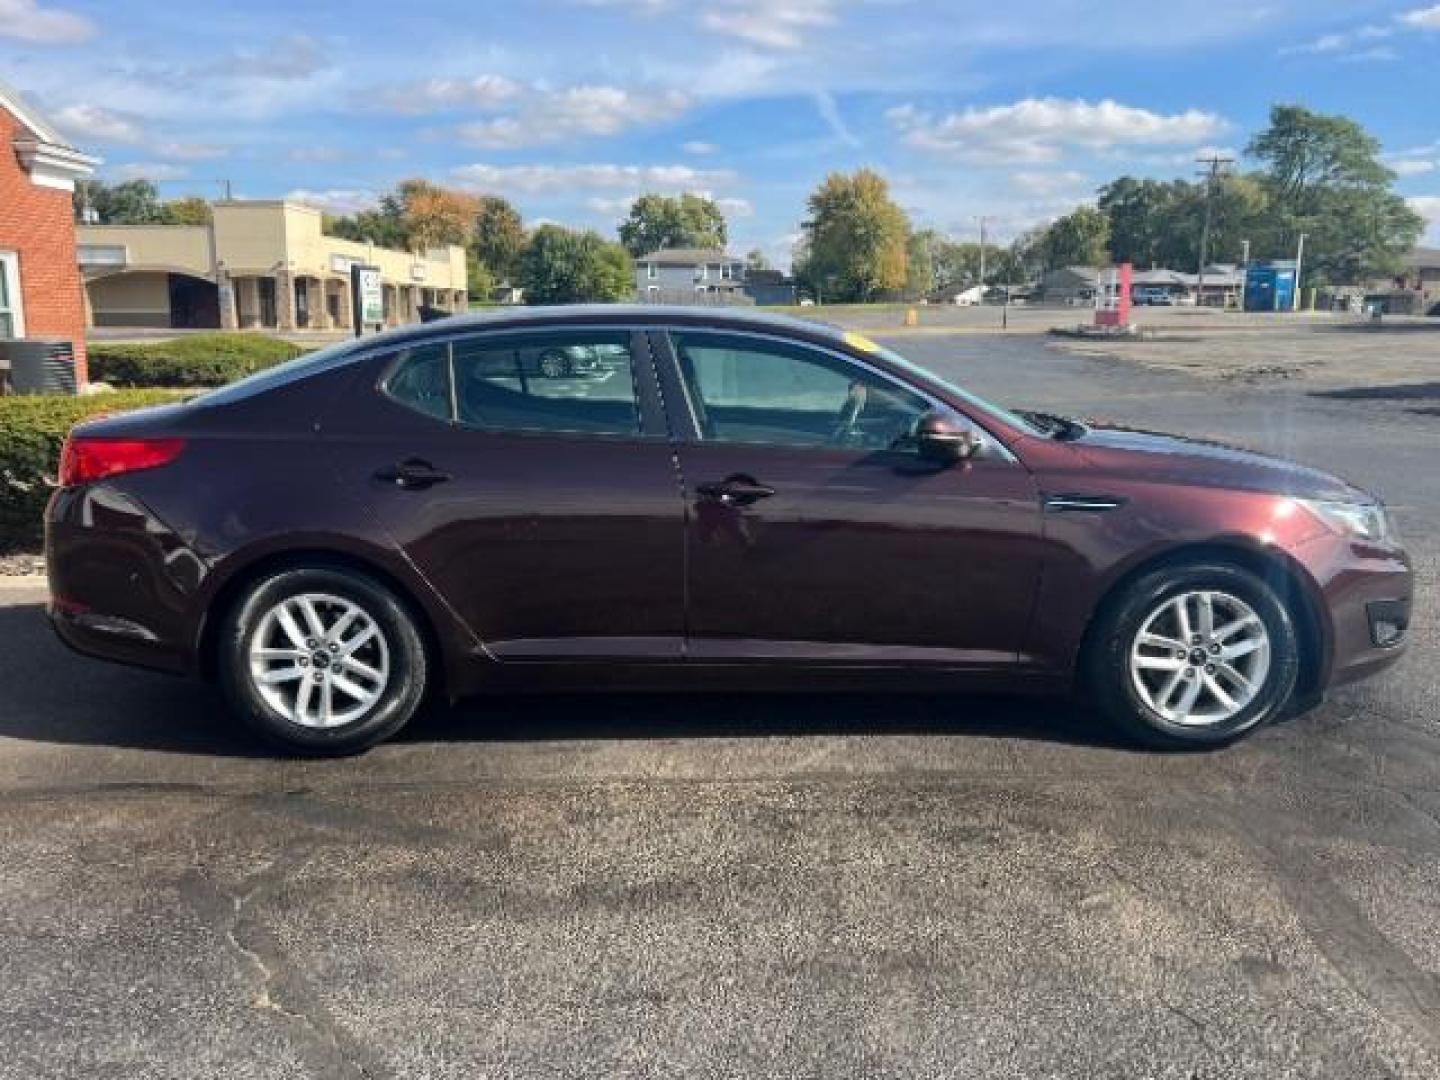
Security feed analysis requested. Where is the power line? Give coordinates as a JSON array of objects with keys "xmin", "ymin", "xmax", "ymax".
[{"xmin": 1196, "ymin": 155, "xmax": 1234, "ymax": 306}]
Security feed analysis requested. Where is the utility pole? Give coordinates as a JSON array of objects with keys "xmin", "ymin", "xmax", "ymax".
[
  {"xmin": 977, "ymin": 215, "xmax": 989, "ymax": 297},
  {"xmin": 1293, "ymin": 232, "xmax": 1307, "ymax": 312},
  {"xmin": 1195, "ymin": 155, "xmax": 1233, "ymax": 308}
]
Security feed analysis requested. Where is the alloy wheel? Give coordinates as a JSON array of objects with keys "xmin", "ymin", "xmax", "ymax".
[
  {"xmin": 247, "ymin": 592, "xmax": 392, "ymax": 729},
  {"xmin": 1129, "ymin": 589, "xmax": 1271, "ymax": 727}
]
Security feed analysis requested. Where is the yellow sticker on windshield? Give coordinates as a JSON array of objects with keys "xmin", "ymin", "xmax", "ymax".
[{"xmin": 844, "ymin": 331, "xmax": 882, "ymax": 355}]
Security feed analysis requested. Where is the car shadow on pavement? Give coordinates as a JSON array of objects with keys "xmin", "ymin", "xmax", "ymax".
[{"xmin": 0, "ymin": 600, "xmax": 1131, "ymax": 757}]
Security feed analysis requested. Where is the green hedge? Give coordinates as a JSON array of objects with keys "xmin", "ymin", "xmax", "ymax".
[
  {"xmin": 89, "ymin": 333, "xmax": 306, "ymax": 388},
  {"xmin": 0, "ymin": 390, "xmax": 184, "ymax": 551}
]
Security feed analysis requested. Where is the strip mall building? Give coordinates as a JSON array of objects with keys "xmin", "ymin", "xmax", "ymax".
[{"xmin": 78, "ymin": 201, "xmax": 469, "ymax": 331}]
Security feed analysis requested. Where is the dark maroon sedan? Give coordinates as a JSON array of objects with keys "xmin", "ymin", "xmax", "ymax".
[{"xmin": 46, "ymin": 307, "xmax": 1411, "ymax": 754}]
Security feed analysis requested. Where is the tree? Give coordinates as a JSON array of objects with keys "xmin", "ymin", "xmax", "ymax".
[
  {"xmin": 159, "ymin": 196, "xmax": 213, "ymax": 226},
  {"xmin": 1246, "ymin": 104, "xmax": 1422, "ymax": 283},
  {"xmin": 1027, "ymin": 206, "xmax": 1110, "ymax": 271},
  {"xmin": 795, "ymin": 169, "xmax": 909, "ymax": 302},
  {"xmin": 394, "ymin": 178, "xmax": 477, "ymax": 252},
  {"xmin": 465, "ymin": 249, "xmax": 495, "ymax": 303},
  {"xmin": 518, "ymin": 224, "xmax": 634, "ymax": 305},
  {"xmin": 73, "ymin": 178, "xmax": 164, "ymax": 224},
  {"xmin": 905, "ymin": 229, "xmax": 939, "ymax": 298},
  {"xmin": 618, "ymin": 193, "xmax": 728, "ymax": 257},
  {"xmin": 324, "ymin": 204, "xmax": 408, "ymax": 249},
  {"xmin": 472, "ymin": 195, "xmax": 526, "ymax": 283},
  {"xmin": 745, "ymin": 248, "xmax": 772, "ymax": 273}
]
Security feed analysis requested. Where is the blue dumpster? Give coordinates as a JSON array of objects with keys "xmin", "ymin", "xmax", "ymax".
[{"xmin": 1244, "ymin": 261, "xmax": 1297, "ymax": 312}]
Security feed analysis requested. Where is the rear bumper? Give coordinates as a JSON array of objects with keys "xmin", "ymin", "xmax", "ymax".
[{"xmin": 45, "ymin": 485, "xmax": 204, "ymax": 675}]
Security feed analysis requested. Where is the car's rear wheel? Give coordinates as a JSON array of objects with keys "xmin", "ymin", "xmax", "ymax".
[
  {"xmin": 218, "ymin": 566, "xmax": 428, "ymax": 755},
  {"xmin": 1086, "ymin": 562, "xmax": 1301, "ymax": 749}
]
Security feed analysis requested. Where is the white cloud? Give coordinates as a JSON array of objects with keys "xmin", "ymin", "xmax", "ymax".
[
  {"xmin": 287, "ymin": 145, "xmax": 345, "ymax": 163},
  {"xmin": 211, "ymin": 35, "xmax": 330, "ymax": 81},
  {"xmin": 0, "ymin": 0, "xmax": 95, "ymax": 45},
  {"xmin": 1011, "ymin": 170, "xmax": 1089, "ymax": 196},
  {"xmin": 373, "ymin": 74, "xmax": 522, "ymax": 115},
  {"xmin": 453, "ymin": 162, "xmax": 736, "ymax": 195},
  {"xmin": 51, "ymin": 104, "xmax": 145, "ymax": 145},
  {"xmin": 1409, "ymin": 196, "xmax": 1440, "ymax": 244},
  {"xmin": 285, "ymin": 188, "xmax": 380, "ymax": 215},
  {"xmin": 454, "ymin": 86, "xmax": 689, "ymax": 148},
  {"xmin": 1393, "ymin": 160, "xmax": 1437, "ymax": 176},
  {"xmin": 888, "ymin": 98, "xmax": 1226, "ymax": 165},
  {"xmin": 111, "ymin": 162, "xmax": 189, "ymax": 182},
  {"xmin": 702, "ymin": 1, "xmax": 838, "ymax": 50},
  {"xmin": 1400, "ymin": 5, "xmax": 1440, "ymax": 30},
  {"xmin": 155, "ymin": 141, "xmax": 227, "ymax": 161},
  {"xmin": 716, "ymin": 196, "xmax": 754, "ymax": 217},
  {"xmin": 682, "ymin": 140, "xmax": 717, "ymax": 155}
]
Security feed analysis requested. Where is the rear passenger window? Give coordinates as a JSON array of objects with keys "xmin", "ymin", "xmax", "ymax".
[
  {"xmin": 384, "ymin": 343, "xmax": 452, "ymax": 421},
  {"xmin": 453, "ymin": 333, "xmax": 642, "ymax": 436},
  {"xmin": 382, "ymin": 332, "xmax": 645, "ymax": 437}
]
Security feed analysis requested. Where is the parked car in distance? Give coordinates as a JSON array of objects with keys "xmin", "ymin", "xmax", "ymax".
[
  {"xmin": 1133, "ymin": 287, "xmax": 1175, "ymax": 306},
  {"xmin": 47, "ymin": 307, "xmax": 1412, "ymax": 754}
]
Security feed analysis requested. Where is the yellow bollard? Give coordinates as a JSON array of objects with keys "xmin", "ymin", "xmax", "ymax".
[{"xmin": 904, "ymin": 307, "xmax": 919, "ymax": 327}]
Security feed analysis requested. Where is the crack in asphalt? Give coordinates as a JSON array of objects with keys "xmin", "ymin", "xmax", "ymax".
[
  {"xmin": 1196, "ymin": 794, "xmax": 1440, "ymax": 1070},
  {"xmin": 179, "ymin": 856, "xmax": 386, "ymax": 1080}
]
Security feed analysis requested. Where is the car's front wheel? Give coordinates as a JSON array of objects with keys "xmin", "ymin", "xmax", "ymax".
[
  {"xmin": 218, "ymin": 566, "xmax": 428, "ymax": 755},
  {"xmin": 1086, "ymin": 562, "xmax": 1301, "ymax": 749}
]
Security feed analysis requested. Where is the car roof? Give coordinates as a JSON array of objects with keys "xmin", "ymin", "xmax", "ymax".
[{"xmin": 359, "ymin": 304, "xmax": 848, "ymax": 351}]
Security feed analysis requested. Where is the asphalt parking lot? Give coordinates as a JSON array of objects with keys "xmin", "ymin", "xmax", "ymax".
[{"xmin": 2, "ymin": 330, "xmax": 1437, "ymax": 1079}]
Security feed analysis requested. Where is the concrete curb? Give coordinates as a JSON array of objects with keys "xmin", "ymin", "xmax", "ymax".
[{"xmin": 0, "ymin": 575, "xmax": 48, "ymax": 589}]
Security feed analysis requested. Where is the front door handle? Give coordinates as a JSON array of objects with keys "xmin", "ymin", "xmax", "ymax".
[
  {"xmin": 697, "ymin": 475, "xmax": 776, "ymax": 507},
  {"xmin": 374, "ymin": 458, "xmax": 452, "ymax": 490}
]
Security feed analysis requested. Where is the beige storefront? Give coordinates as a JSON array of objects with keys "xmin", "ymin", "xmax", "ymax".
[{"xmin": 78, "ymin": 200, "xmax": 468, "ymax": 331}]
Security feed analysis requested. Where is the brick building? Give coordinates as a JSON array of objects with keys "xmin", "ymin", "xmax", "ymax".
[{"xmin": 0, "ymin": 82, "xmax": 98, "ymax": 381}]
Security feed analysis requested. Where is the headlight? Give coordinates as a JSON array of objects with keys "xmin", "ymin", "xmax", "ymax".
[{"xmin": 1298, "ymin": 499, "xmax": 1396, "ymax": 545}]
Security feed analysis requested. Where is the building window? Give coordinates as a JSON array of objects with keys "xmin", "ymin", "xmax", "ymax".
[
  {"xmin": 646, "ymin": 263, "xmax": 657, "ymax": 280},
  {"xmin": 0, "ymin": 252, "xmax": 23, "ymax": 338}
]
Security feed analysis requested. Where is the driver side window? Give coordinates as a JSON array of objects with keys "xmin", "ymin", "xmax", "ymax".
[{"xmin": 671, "ymin": 332, "xmax": 928, "ymax": 449}]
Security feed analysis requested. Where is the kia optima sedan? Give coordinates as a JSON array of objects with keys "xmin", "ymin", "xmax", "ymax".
[{"xmin": 47, "ymin": 307, "xmax": 1411, "ymax": 754}]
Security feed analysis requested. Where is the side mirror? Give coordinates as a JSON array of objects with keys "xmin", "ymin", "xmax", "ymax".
[{"xmin": 914, "ymin": 409, "xmax": 980, "ymax": 464}]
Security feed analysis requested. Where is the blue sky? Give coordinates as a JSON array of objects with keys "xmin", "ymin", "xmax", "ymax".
[{"xmin": 3, "ymin": 0, "xmax": 1438, "ymax": 265}]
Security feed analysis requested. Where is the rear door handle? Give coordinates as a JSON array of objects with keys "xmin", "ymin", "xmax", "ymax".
[
  {"xmin": 374, "ymin": 459, "xmax": 452, "ymax": 490},
  {"xmin": 697, "ymin": 475, "xmax": 776, "ymax": 507}
]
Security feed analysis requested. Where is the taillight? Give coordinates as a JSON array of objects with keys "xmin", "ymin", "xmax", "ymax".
[{"xmin": 58, "ymin": 437, "xmax": 186, "ymax": 487}]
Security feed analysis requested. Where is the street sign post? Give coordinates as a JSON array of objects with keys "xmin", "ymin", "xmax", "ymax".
[{"xmin": 350, "ymin": 264, "xmax": 383, "ymax": 337}]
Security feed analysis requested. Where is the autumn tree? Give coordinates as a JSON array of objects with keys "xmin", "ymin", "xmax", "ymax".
[{"xmin": 794, "ymin": 169, "xmax": 909, "ymax": 302}]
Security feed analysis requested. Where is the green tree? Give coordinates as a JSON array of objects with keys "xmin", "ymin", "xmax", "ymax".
[
  {"xmin": 519, "ymin": 224, "xmax": 634, "ymax": 305},
  {"xmin": 472, "ymin": 195, "xmax": 526, "ymax": 283},
  {"xmin": 795, "ymin": 168, "xmax": 909, "ymax": 302},
  {"xmin": 618, "ymin": 193, "xmax": 728, "ymax": 258},
  {"xmin": 745, "ymin": 248, "xmax": 772, "ymax": 273},
  {"xmin": 158, "ymin": 196, "xmax": 213, "ymax": 226},
  {"xmin": 465, "ymin": 249, "xmax": 495, "ymax": 304},
  {"xmin": 1246, "ymin": 104, "xmax": 1422, "ymax": 283},
  {"xmin": 1027, "ymin": 206, "xmax": 1110, "ymax": 271},
  {"xmin": 324, "ymin": 204, "xmax": 408, "ymax": 249},
  {"xmin": 73, "ymin": 178, "xmax": 164, "ymax": 224}
]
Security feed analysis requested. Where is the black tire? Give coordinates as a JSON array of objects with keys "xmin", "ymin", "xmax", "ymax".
[
  {"xmin": 217, "ymin": 566, "xmax": 428, "ymax": 755},
  {"xmin": 1084, "ymin": 562, "xmax": 1301, "ymax": 750}
]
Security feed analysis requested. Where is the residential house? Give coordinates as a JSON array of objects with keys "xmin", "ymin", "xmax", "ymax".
[
  {"xmin": 636, "ymin": 248, "xmax": 749, "ymax": 304},
  {"xmin": 741, "ymin": 268, "xmax": 797, "ymax": 306},
  {"xmin": 0, "ymin": 81, "xmax": 98, "ymax": 381}
]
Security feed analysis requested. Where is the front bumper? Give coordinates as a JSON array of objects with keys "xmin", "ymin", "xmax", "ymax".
[{"xmin": 1300, "ymin": 534, "xmax": 1413, "ymax": 688}]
